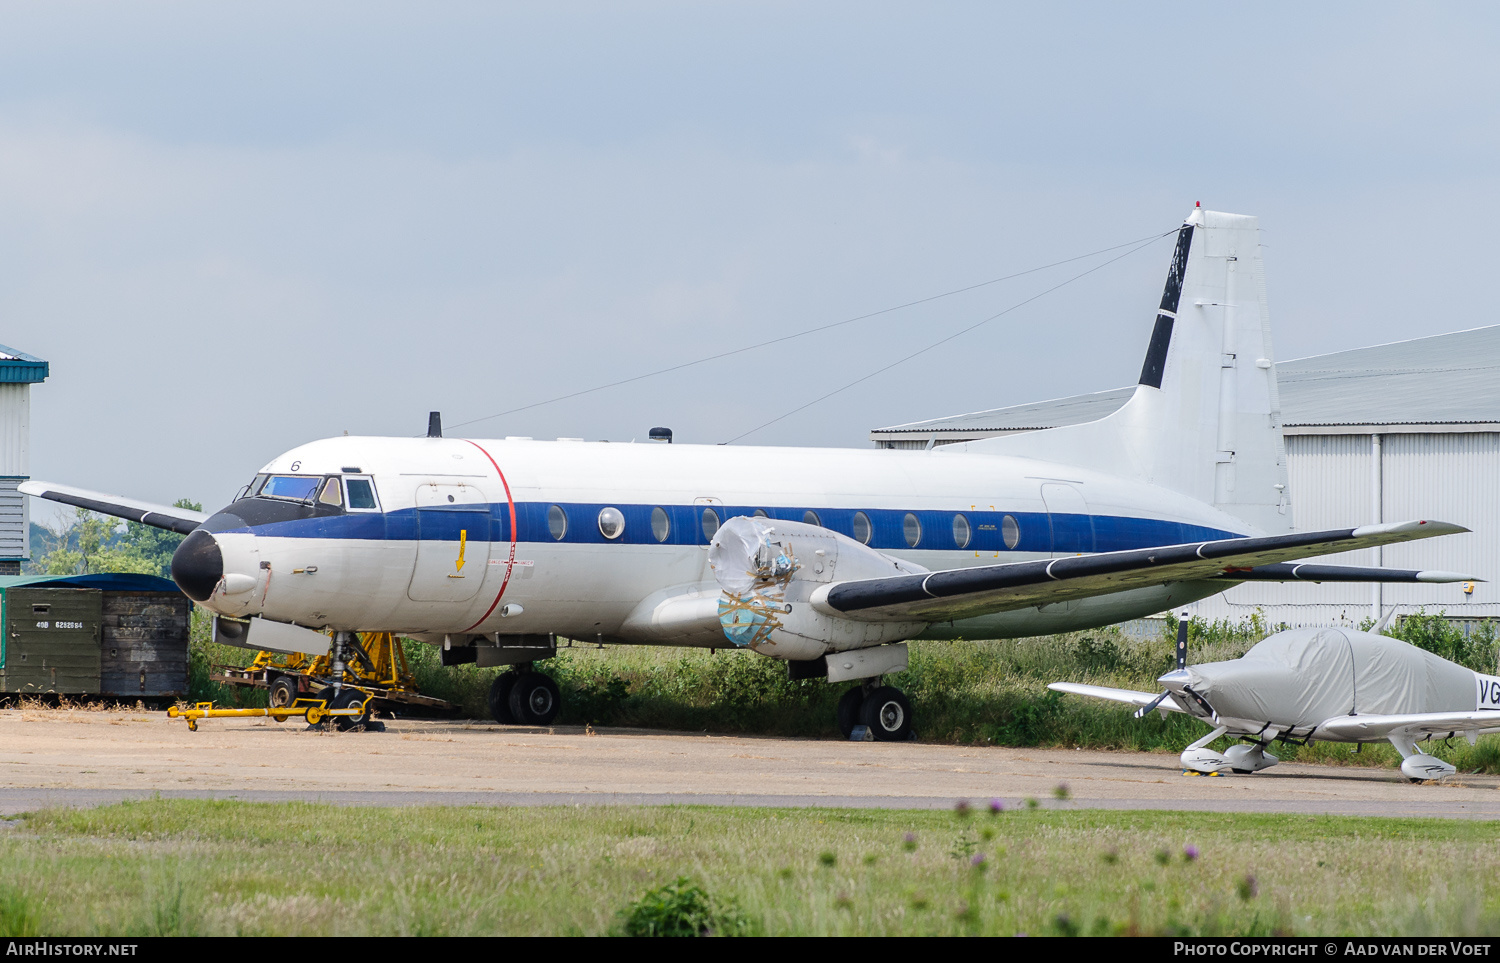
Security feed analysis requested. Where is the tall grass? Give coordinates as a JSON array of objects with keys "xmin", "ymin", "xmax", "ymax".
[{"xmin": 7, "ymin": 800, "xmax": 1500, "ymax": 936}]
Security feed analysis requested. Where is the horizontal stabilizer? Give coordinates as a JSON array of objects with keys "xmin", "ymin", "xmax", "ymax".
[
  {"xmin": 19, "ymin": 480, "xmax": 207, "ymax": 535},
  {"xmin": 1048, "ymin": 682, "xmax": 1187, "ymax": 713},
  {"xmin": 814, "ymin": 519, "xmax": 1469, "ymax": 623},
  {"xmin": 1211, "ymin": 563, "xmax": 1481, "ymax": 584}
]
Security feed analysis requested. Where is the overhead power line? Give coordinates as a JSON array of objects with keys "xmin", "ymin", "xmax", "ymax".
[{"xmin": 444, "ymin": 229, "xmax": 1175, "ymax": 432}]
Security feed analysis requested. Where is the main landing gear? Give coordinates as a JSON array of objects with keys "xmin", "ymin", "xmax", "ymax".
[
  {"xmin": 836, "ymin": 679, "xmax": 913, "ymax": 741},
  {"xmin": 488, "ymin": 664, "xmax": 562, "ymax": 726}
]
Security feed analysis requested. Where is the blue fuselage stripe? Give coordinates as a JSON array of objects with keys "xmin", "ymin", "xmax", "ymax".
[{"xmin": 212, "ymin": 502, "xmax": 1245, "ymax": 554}]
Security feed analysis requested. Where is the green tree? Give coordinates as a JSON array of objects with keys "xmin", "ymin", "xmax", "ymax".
[{"xmin": 30, "ymin": 499, "xmax": 202, "ymax": 577}]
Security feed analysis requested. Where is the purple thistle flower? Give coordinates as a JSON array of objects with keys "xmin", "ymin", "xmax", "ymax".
[
  {"xmin": 989, "ymin": 798, "xmax": 1004, "ymax": 814},
  {"xmin": 954, "ymin": 799, "xmax": 971, "ymax": 817},
  {"xmin": 903, "ymin": 832, "xmax": 917, "ymax": 843},
  {"xmin": 970, "ymin": 852, "xmax": 986, "ymax": 868},
  {"xmin": 1183, "ymin": 844, "xmax": 1200, "ymax": 862}
]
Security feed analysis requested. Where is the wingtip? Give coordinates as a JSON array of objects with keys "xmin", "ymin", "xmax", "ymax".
[{"xmin": 1415, "ymin": 571, "xmax": 1483, "ymax": 583}]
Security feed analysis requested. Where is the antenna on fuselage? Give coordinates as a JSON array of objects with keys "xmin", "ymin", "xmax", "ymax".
[
  {"xmin": 428, "ymin": 411, "xmax": 443, "ymax": 438},
  {"xmin": 1372, "ymin": 605, "xmax": 1399, "ymax": 635}
]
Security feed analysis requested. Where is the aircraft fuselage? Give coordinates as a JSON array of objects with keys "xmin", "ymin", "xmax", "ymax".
[{"xmin": 175, "ymin": 434, "xmax": 1252, "ymax": 648}]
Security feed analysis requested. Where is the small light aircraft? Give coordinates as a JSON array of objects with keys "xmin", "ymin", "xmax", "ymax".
[
  {"xmin": 22, "ymin": 208, "xmax": 1477, "ymax": 739},
  {"xmin": 1050, "ymin": 613, "xmax": 1500, "ymax": 782}
]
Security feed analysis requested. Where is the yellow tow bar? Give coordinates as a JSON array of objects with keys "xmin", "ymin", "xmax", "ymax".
[{"xmin": 168, "ymin": 696, "xmax": 368, "ymax": 731}]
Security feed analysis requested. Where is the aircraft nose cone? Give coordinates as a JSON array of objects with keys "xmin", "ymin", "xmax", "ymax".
[{"xmin": 172, "ymin": 529, "xmax": 223, "ymax": 602}]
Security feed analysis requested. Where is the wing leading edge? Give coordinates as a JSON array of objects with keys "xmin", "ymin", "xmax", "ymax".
[
  {"xmin": 19, "ymin": 481, "xmax": 207, "ymax": 536},
  {"xmin": 815, "ymin": 520, "xmax": 1473, "ymax": 623}
]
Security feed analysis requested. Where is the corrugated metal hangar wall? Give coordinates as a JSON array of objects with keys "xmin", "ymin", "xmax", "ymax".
[{"xmin": 871, "ymin": 326, "xmax": 1500, "ymax": 628}]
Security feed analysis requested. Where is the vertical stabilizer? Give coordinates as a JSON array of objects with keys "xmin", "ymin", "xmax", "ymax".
[{"xmin": 961, "ymin": 209, "xmax": 1291, "ymax": 534}]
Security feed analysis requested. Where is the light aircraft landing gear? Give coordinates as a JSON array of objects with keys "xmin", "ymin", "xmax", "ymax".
[
  {"xmin": 488, "ymin": 665, "xmax": 561, "ymax": 726},
  {"xmin": 837, "ymin": 679, "xmax": 913, "ymax": 742}
]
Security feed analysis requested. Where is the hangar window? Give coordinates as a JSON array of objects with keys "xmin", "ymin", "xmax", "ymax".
[
  {"xmin": 701, "ymin": 507, "xmax": 720, "ymax": 541},
  {"xmin": 598, "ymin": 507, "xmax": 625, "ymax": 540},
  {"xmin": 317, "ymin": 477, "xmax": 344, "ymax": 507},
  {"xmin": 651, "ymin": 507, "xmax": 671, "ymax": 542},
  {"xmin": 547, "ymin": 505, "xmax": 568, "ymax": 540},
  {"xmin": 851, "ymin": 511, "xmax": 872, "ymax": 545},
  {"xmin": 803, "ymin": 510, "xmax": 822, "ymax": 527},
  {"xmin": 344, "ymin": 477, "xmax": 380, "ymax": 511},
  {"xmin": 952, "ymin": 513, "xmax": 971, "ymax": 549},
  {"xmin": 261, "ymin": 475, "xmax": 321, "ymax": 502},
  {"xmin": 1002, "ymin": 514, "xmax": 1020, "ymax": 549},
  {"xmin": 903, "ymin": 513, "xmax": 922, "ymax": 548}
]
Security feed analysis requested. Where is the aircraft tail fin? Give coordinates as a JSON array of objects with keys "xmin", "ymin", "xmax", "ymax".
[{"xmin": 962, "ymin": 208, "xmax": 1291, "ymax": 535}]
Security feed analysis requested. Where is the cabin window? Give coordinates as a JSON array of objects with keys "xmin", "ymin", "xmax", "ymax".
[
  {"xmin": 344, "ymin": 477, "xmax": 379, "ymax": 511},
  {"xmin": 752, "ymin": 509, "xmax": 769, "ymax": 518},
  {"xmin": 851, "ymin": 511, "xmax": 872, "ymax": 545},
  {"xmin": 261, "ymin": 475, "xmax": 321, "ymax": 502},
  {"xmin": 700, "ymin": 507, "xmax": 720, "ymax": 541},
  {"xmin": 803, "ymin": 510, "xmax": 821, "ymax": 527},
  {"xmin": 903, "ymin": 513, "xmax": 922, "ymax": 548},
  {"xmin": 651, "ymin": 507, "xmax": 671, "ymax": 542},
  {"xmin": 547, "ymin": 505, "xmax": 568, "ymax": 540},
  {"xmin": 952, "ymin": 513, "xmax": 971, "ymax": 549},
  {"xmin": 598, "ymin": 507, "xmax": 625, "ymax": 540},
  {"xmin": 1002, "ymin": 514, "xmax": 1020, "ymax": 549},
  {"xmin": 317, "ymin": 477, "xmax": 344, "ymax": 507}
]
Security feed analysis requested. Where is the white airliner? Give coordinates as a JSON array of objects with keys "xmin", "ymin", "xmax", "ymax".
[{"xmin": 22, "ymin": 208, "xmax": 1475, "ymax": 739}]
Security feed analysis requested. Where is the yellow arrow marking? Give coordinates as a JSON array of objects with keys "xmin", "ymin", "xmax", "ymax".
[{"xmin": 455, "ymin": 529, "xmax": 468, "ymax": 572}]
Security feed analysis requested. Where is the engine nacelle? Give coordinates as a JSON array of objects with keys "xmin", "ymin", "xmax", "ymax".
[{"xmin": 708, "ymin": 516, "xmax": 928, "ymax": 660}]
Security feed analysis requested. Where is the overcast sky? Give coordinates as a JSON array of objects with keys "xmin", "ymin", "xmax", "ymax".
[{"xmin": 4, "ymin": 2, "xmax": 1496, "ymax": 516}]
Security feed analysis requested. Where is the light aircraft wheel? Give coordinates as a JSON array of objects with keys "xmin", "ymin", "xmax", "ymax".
[
  {"xmin": 488, "ymin": 670, "xmax": 521, "ymax": 724},
  {"xmin": 858, "ymin": 686, "xmax": 913, "ymax": 742},
  {"xmin": 331, "ymin": 689, "xmax": 372, "ymax": 731},
  {"xmin": 836, "ymin": 687, "xmax": 865, "ymax": 739},
  {"xmin": 268, "ymin": 675, "xmax": 298, "ymax": 717},
  {"xmin": 508, "ymin": 672, "xmax": 561, "ymax": 726}
]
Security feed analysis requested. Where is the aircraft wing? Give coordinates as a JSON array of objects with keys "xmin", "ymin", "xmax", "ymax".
[
  {"xmin": 816, "ymin": 519, "xmax": 1470, "ymax": 623},
  {"xmin": 1047, "ymin": 682, "xmax": 1188, "ymax": 714},
  {"xmin": 19, "ymin": 480, "xmax": 207, "ymax": 535},
  {"xmin": 1317, "ymin": 711, "xmax": 1500, "ymax": 742},
  {"xmin": 1210, "ymin": 562, "xmax": 1476, "ymax": 583}
]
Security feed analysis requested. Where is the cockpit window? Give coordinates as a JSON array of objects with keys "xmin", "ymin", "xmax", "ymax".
[
  {"xmin": 317, "ymin": 477, "xmax": 344, "ymax": 507},
  {"xmin": 261, "ymin": 475, "xmax": 321, "ymax": 501},
  {"xmin": 344, "ymin": 477, "xmax": 379, "ymax": 511}
]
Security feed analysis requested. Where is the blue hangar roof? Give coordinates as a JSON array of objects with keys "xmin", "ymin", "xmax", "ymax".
[{"xmin": 0, "ymin": 344, "xmax": 47, "ymax": 384}]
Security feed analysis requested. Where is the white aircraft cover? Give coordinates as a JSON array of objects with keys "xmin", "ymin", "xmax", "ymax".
[{"xmin": 1183, "ymin": 629, "xmax": 1476, "ymax": 729}]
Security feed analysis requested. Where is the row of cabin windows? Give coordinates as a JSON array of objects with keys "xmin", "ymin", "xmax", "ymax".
[{"xmin": 545, "ymin": 504, "xmax": 1023, "ymax": 550}]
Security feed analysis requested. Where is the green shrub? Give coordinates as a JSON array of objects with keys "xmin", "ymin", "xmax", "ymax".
[{"xmin": 615, "ymin": 877, "xmax": 751, "ymax": 937}]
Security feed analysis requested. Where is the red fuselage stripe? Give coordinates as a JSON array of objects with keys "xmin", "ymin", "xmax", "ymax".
[{"xmin": 462, "ymin": 439, "xmax": 518, "ymax": 632}]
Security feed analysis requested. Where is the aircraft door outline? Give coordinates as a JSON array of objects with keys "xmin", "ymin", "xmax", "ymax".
[{"xmin": 408, "ymin": 482, "xmax": 493, "ymax": 602}]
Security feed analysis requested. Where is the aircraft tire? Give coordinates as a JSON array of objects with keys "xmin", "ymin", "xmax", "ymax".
[
  {"xmin": 331, "ymin": 689, "xmax": 372, "ymax": 731},
  {"xmin": 488, "ymin": 670, "xmax": 521, "ymax": 724},
  {"xmin": 836, "ymin": 687, "xmax": 865, "ymax": 739},
  {"xmin": 508, "ymin": 672, "xmax": 562, "ymax": 726},
  {"xmin": 858, "ymin": 686, "xmax": 913, "ymax": 742},
  {"xmin": 268, "ymin": 675, "xmax": 298, "ymax": 717}
]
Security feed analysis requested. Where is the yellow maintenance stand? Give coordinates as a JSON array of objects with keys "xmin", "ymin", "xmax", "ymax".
[{"xmin": 176, "ymin": 631, "xmax": 455, "ymax": 730}]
